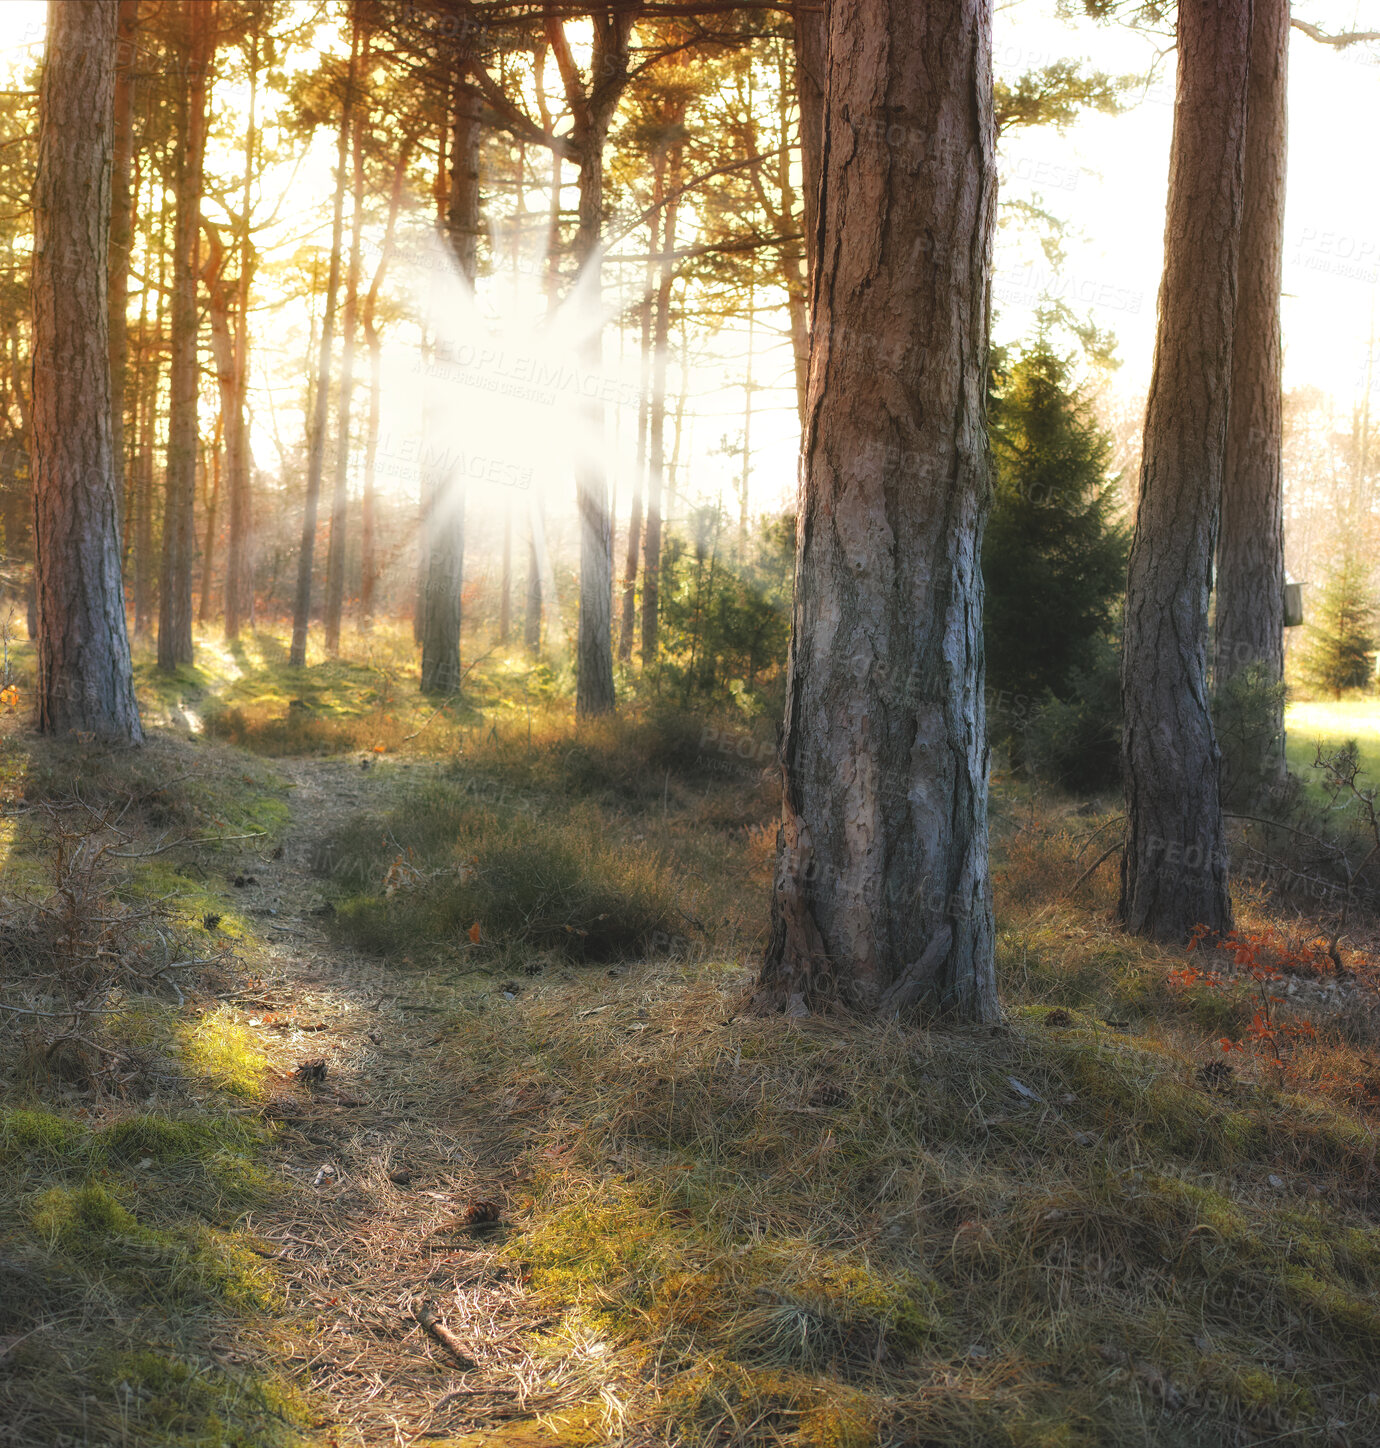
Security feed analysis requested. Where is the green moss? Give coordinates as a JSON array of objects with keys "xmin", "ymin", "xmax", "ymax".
[
  {"xmin": 30, "ymin": 1183, "xmax": 142, "ymax": 1255},
  {"xmin": 0, "ymin": 1106, "xmax": 90, "ymax": 1166},
  {"xmin": 182, "ymin": 1009, "xmax": 270, "ymax": 1098},
  {"xmin": 98, "ymin": 1114, "xmax": 255, "ymax": 1164}
]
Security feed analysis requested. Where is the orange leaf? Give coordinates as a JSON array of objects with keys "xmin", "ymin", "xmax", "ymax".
[{"xmin": 468, "ymin": 921, "xmax": 481, "ymax": 944}]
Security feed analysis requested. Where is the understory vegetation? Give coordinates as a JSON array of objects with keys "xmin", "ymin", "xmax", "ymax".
[{"xmin": 2, "ymin": 634, "xmax": 1380, "ymax": 1446}]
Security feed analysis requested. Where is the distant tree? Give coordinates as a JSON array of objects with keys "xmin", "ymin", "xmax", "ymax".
[
  {"xmin": 755, "ymin": 0, "xmax": 998, "ymax": 1022},
  {"xmin": 1302, "ymin": 555, "xmax": 1377, "ymax": 700},
  {"xmin": 31, "ymin": 0, "xmax": 143, "ymax": 742},
  {"xmin": 983, "ymin": 336, "xmax": 1128, "ymax": 711},
  {"xmin": 158, "ymin": 0, "xmax": 217, "ymax": 672},
  {"xmin": 1119, "ymin": 0, "xmax": 1251, "ymax": 943},
  {"xmin": 290, "ymin": 13, "xmax": 356, "ymax": 670}
]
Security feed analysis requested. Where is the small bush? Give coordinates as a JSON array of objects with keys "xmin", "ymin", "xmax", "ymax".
[
  {"xmin": 323, "ymin": 784, "xmax": 688, "ymax": 963},
  {"xmin": 1214, "ymin": 660, "xmax": 1288, "ymax": 807},
  {"xmin": 1022, "ymin": 634, "xmax": 1122, "ymax": 793}
]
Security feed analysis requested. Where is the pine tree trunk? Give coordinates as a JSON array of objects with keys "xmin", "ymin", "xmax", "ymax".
[
  {"xmin": 134, "ymin": 182, "xmax": 169, "ymax": 640},
  {"xmin": 108, "ymin": 0, "xmax": 138, "ymax": 538},
  {"xmin": 31, "ymin": 0, "xmax": 143, "ymax": 742},
  {"xmin": 324, "ymin": 61, "xmax": 368, "ymax": 657},
  {"xmin": 793, "ymin": 0, "xmax": 826, "ymax": 280},
  {"xmin": 640, "ymin": 148, "xmax": 680, "ymax": 667},
  {"xmin": 1119, "ymin": 0, "xmax": 1251, "ymax": 942},
  {"xmin": 361, "ymin": 144, "xmax": 408, "ymax": 630},
  {"xmin": 1214, "ymin": 0, "xmax": 1288, "ymax": 774},
  {"xmin": 198, "ymin": 430, "xmax": 220, "ymax": 623},
  {"xmin": 546, "ymin": 13, "xmax": 634, "ymax": 718},
  {"xmin": 524, "ymin": 505, "xmax": 543, "ymax": 653},
  {"xmin": 158, "ymin": 0, "xmax": 216, "ymax": 672},
  {"xmin": 224, "ymin": 26, "xmax": 258, "ymax": 641},
  {"xmin": 290, "ymin": 20, "xmax": 356, "ymax": 668},
  {"xmin": 754, "ymin": 0, "xmax": 998, "ymax": 1021},
  {"xmin": 618, "ymin": 285, "xmax": 651, "ymax": 662},
  {"xmin": 420, "ymin": 74, "xmax": 480, "ymax": 696},
  {"xmin": 572, "ymin": 126, "xmax": 616, "ymax": 717}
]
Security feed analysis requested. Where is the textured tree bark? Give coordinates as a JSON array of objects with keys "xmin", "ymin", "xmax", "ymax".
[
  {"xmin": 108, "ymin": 0, "xmax": 138, "ymax": 538},
  {"xmin": 290, "ymin": 19, "xmax": 356, "ymax": 669},
  {"xmin": 755, "ymin": 0, "xmax": 997, "ymax": 1021},
  {"xmin": 324, "ymin": 60, "xmax": 369, "ymax": 658},
  {"xmin": 420, "ymin": 71, "xmax": 480, "ymax": 696},
  {"xmin": 31, "ymin": 0, "xmax": 143, "ymax": 743},
  {"xmin": 158, "ymin": 0, "xmax": 216, "ymax": 671},
  {"xmin": 1214, "ymin": 0, "xmax": 1288, "ymax": 774},
  {"xmin": 1119, "ymin": 0, "xmax": 1251, "ymax": 942}
]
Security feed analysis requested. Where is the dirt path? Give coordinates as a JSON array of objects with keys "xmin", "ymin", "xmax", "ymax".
[{"xmin": 224, "ymin": 758, "xmax": 557, "ymax": 1448}]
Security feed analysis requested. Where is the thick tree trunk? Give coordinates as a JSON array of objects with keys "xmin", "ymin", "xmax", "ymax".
[
  {"xmin": 224, "ymin": 26, "xmax": 258, "ymax": 641},
  {"xmin": 420, "ymin": 74, "xmax": 480, "ymax": 695},
  {"xmin": 158, "ymin": 0, "xmax": 216, "ymax": 672},
  {"xmin": 755, "ymin": 0, "xmax": 998, "ymax": 1022},
  {"xmin": 108, "ymin": 0, "xmax": 138, "ymax": 537},
  {"xmin": 290, "ymin": 20, "xmax": 357, "ymax": 668},
  {"xmin": 31, "ymin": 0, "xmax": 143, "ymax": 743},
  {"xmin": 1119, "ymin": 0, "xmax": 1251, "ymax": 942},
  {"xmin": 640, "ymin": 148, "xmax": 680, "ymax": 667},
  {"xmin": 1214, "ymin": 0, "xmax": 1288, "ymax": 774},
  {"xmin": 324, "ymin": 65, "xmax": 368, "ymax": 657}
]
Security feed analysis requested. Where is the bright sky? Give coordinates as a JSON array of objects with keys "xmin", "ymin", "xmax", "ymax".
[{"xmin": 2, "ymin": 0, "xmax": 1377, "ymax": 526}]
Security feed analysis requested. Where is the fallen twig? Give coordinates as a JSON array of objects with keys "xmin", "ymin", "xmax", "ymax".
[
  {"xmin": 415, "ymin": 1300, "xmax": 478, "ymax": 1369},
  {"xmin": 1063, "ymin": 841, "xmax": 1123, "ymax": 899}
]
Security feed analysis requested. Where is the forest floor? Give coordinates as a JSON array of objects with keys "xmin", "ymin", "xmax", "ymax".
[{"xmin": 4, "ymin": 633, "xmax": 1380, "ymax": 1447}]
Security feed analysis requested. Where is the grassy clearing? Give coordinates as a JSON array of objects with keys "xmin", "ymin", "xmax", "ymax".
[
  {"xmin": 7, "ymin": 645, "xmax": 1380, "ymax": 1445},
  {"xmin": 1285, "ymin": 699, "xmax": 1380, "ymax": 786}
]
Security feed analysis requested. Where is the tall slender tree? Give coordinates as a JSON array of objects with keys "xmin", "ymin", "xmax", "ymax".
[
  {"xmin": 420, "ymin": 64, "xmax": 481, "ymax": 695},
  {"xmin": 158, "ymin": 0, "xmax": 217, "ymax": 671},
  {"xmin": 290, "ymin": 16, "xmax": 357, "ymax": 669},
  {"xmin": 324, "ymin": 22, "xmax": 371, "ymax": 657},
  {"xmin": 754, "ymin": 0, "xmax": 998, "ymax": 1021},
  {"xmin": 1120, "ymin": 0, "xmax": 1252, "ymax": 941},
  {"xmin": 224, "ymin": 8, "xmax": 262, "ymax": 641},
  {"xmin": 108, "ymin": 0, "xmax": 139, "ymax": 533},
  {"xmin": 31, "ymin": 0, "xmax": 143, "ymax": 742},
  {"xmin": 546, "ymin": 10, "xmax": 639, "ymax": 716}
]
